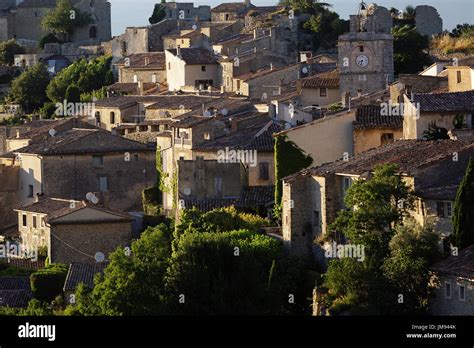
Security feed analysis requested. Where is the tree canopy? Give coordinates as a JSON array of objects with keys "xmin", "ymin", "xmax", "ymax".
[
  {"xmin": 149, "ymin": 3, "xmax": 166, "ymax": 24},
  {"xmin": 452, "ymin": 157, "xmax": 474, "ymax": 249},
  {"xmin": 0, "ymin": 40, "xmax": 25, "ymax": 66},
  {"xmin": 392, "ymin": 25, "xmax": 433, "ymax": 75}
]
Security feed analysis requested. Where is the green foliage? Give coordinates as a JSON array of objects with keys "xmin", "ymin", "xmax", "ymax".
[
  {"xmin": 274, "ymin": 135, "xmax": 313, "ymax": 218},
  {"xmin": 8, "ymin": 63, "xmax": 50, "ymax": 113},
  {"xmin": 79, "ymin": 86, "xmax": 107, "ymax": 102},
  {"xmin": 324, "ymin": 165, "xmax": 440, "ymax": 314},
  {"xmin": 422, "ymin": 121, "xmax": 449, "ymax": 140},
  {"xmin": 392, "ymin": 25, "xmax": 433, "ymax": 75},
  {"xmin": 39, "ymin": 33, "xmax": 60, "ymax": 50},
  {"xmin": 451, "ymin": 23, "xmax": 474, "ymax": 38},
  {"xmin": 0, "ymin": 39, "xmax": 25, "ymax": 66},
  {"xmin": 69, "ymin": 224, "xmax": 173, "ymax": 315},
  {"xmin": 46, "ymin": 55, "xmax": 113, "ymax": 103},
  {"xmin": 41, "ymin": 0, "xmax": 93, "ymax": 41},
  {"xmin": 0, "ymin": 116, "xmax": 22, "ymax": 126},
  {"xmin": 30, "ymin": 264, "xmax": 68, "ymax": 302},
  {"xmin": 0, "ymin": 261, "xmax": 34, "ymax": 277},
  {"xmin": 149, "ymin": 4, "xmax": 166, "ymax": 25},
  {"xmin": 453, "ymin": 113, "xmax": 467, "ymax": 130},
  {"xmin": 65, "ymin": 84, "xmax": 81, "ymax": 103},
  {"xmin": 452, "ymin": 157, "xmax": 474, "ymax": 249},
  {"xmin": 0, "ymin": 299, "xmax": 53, "ymax": 316},
  {"xmin": 39, "ymin": 101, "xmax": 58, "ymax": 119}
]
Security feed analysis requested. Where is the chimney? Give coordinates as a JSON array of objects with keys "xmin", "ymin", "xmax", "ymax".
[
  {"xmin": 270, "ymin": 62, "xmax": 273, "ymax": 71},
  {"xmin": 194, "ymin": 15, "xmax": 199, "ymax": 23},
  {"xmin": 342, "ymin": 92, "xmax": 351, "ymax": 108},
  {"xmin": 137, "ymin": 80, "xmax": 144, "ymax": 95},
  {"xmin": 176, "ymin": 45, "xmax": 181, "ymax": 58},
  {"xmin": 253, "ymin": 29, "xmax": 257, "ymax": 39},
  {"xmin": 144, "ymin": 56, "xmax": 149, "ymax": 66},
  {"xmin": 220, "ymin": 85, "xmax": 225, "ymax": 94}
]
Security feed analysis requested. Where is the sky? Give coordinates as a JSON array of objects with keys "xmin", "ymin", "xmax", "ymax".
[{"xmin": 108, "ymin": 0, "xmax": 474, "ymax": 36}]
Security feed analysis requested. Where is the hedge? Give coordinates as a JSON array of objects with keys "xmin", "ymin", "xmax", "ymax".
[{"xmin": 30, "ymin": 264, "xmax": 68, "ymax": 302}]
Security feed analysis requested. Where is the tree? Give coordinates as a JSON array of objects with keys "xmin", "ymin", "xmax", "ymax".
[
  {"xmin": 65, "ymin": 84, "xmax": 81, "ymax": 103},
  {"xmin": 68, "ymin": 224, "xmax": 172, "ymax": 315},
  {"xmin": 323, "ymin": 164, "xmax": 422, "ymax": 314},
  {"xmin": 392, "ymin": 25, "xmax": 433, "ymax": 75},
  {"xmin": 403, "ymin": 5, "xmax": 416, "ymax": 20},
  {"xmin": 39, "ymin": 33, "xmax": 60, "ymax": 50},
  {"xmin": 46, "ymin": 55, "xmax": 113, "ymax": 103},
  {"xmin": 42, "ymin": 0, "xmax": 93, "ymax": 42},
  {"xmin": 149, "ymin": 3, "xmax": 166, "ymax": 25},
  {"xmin": 451, "ymin": 23, "xmax": 474, "ymax": 38},
  {"xmin": 422, "ymin": 121, "xmax": 449, "ymax": 140},
  {"xmin": 0, "ymin": 40, "xmax": 25, "ymax": 66},
  {"xmin": 452, "ymin": 158, "xmax": 474, "ymax": 249},
  {"xmin": 8, "ymin": 63, "xmax": 50, "ymax": 113}
]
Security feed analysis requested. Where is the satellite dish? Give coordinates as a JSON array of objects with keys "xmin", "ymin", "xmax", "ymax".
[
  {"xmin": 91, "ymin": 196, "xmax": 99, "ymax": 205},
  {"xmin": 302, "ymin": 67, "xmax": 308, "ymax": 74},
  {"xmin": 221, "ymin": 108, "xmax": 228, "ymax": 116},
  {"xmin": 94, "ymin": 252, "xmax": 105, "ymax": 263},
  {"xmin": 159, "ymin": 110, "xmax": 166, "ymax": 117},
  {"xmin": 49, "ymin": 129, "xmax": 56, "ymax": 137},
  {"xmin": 184, "ymin": 187, "xmax": 191, "ymax": 196},
  {"xmin": 192, "ymin": 24, "xmax": 198, "ymax": 30},
  {"xmin": 203, "ymin": 110, "xmax": 211, "ymax": 117},
  {"xmin": 86, "ymin": 192, "xmax": 94, "ymax": 201}
]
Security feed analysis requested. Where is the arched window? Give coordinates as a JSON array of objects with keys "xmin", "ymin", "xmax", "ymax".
[
  {"xmin": 89, "ymin": 26, "xmax": 97, "ymax": 39},
  {"xmin": 110, "ymin": 112, "xmax": 115, "ymax": 125}
]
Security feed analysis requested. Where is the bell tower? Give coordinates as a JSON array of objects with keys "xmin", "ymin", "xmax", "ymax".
[{"xmin": 338, "ymin": 2, "xmax": 394, "ymax": 97}]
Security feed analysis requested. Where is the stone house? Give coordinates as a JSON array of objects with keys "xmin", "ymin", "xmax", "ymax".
[
  {"xmin": 161, "ymin": 2, "xmax": 210, "ymax": 21},
  {"xmin": 269, "ymin": 91, "xmax": 313, "ymax": 127},
  {"xmin": 298, "ymin": 70, "xmax": 340, "ymax": 107},
  {"xmin": 0, "ymin": 162, "xmax": 19, "ymax": 231},
  {"xmin": 115, "ymin": 53, "xmax": 166, "ymax": 84},
  {"xmin": 15, "ymin": 197, "xmax": 131, "ymax": 264},
  {"xmin": 165, "ymin": 47, "xmax": 220, "ymax": 92},
  {"xmin": 281, "ymin": 139, "xmax": 474, "ymax": 256},
  {"xmin": 446, "ymin": 59, "xmax": 474, "ymax": 93},
  {"xmin": 352, "ymin": 105, "xmax": 403, "ymax": 154},
  {"xmin": 429, "ymin": 245, "xmax": 474, "ymax": 315},
  {"xmin": 403, "ymin": 90, "xmax": 474, "ymax": 140},
  {"xmin": 211, "ymin": 1, "xmax": 254, "ymax": 22},
  {"xmin": 389, "ymin": 74, "xmax": 448, "ymax": 104},
  {"xmin": 13, "ymin": 128, "xmax": 156, "ymax": 212},
  {"xmin": 7, "ymin": 0, "xmax": 111, "ymax": 43}
]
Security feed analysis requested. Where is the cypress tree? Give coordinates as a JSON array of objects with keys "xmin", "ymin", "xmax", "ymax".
[{"xmin": 452, "ymin": 157, "xmax": 474, "ymax": 249}]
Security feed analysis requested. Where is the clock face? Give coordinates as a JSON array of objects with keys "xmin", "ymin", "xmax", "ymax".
[{"xmin": 356, "ymin": 54, "xmax": 369, "ymax": 68}]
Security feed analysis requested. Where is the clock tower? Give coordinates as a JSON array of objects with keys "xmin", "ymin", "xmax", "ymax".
[{"xmin": 338, "ymin": 2, "xmax": 394, "ymax": 97}]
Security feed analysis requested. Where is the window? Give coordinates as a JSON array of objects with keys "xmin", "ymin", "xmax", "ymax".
[
  {"xmin": 214, "ymin": 177, "xmax": 223, "ymax": 196},
  {"xmin": 134, "ymin": 154, "xmax": 139, "ymax": 162},
  {"xmin": 32, "ymin": 215, "xmax": 37, "ymax": 229},
  {"xmin": 359, "ymin": 45, "xmax": 364, "ymax": 52},
  {"xmin": 133, "ymin": 75, "xmax": 138, "ymax": 83},
  {"xmin": 110, "ymin": 112, "xmax": 115, "ymax": 125},
  {"xmin": 225, "ymin": 14, "xmax": 230, "ymax": 21},
  {"xmin": 320, "ymin": 88, "xmax": 327, "ymax": 97},
  {"xmin": 343, "ymin": 177, "xmax": 352, "ymax": 193},
  {"xmin": 437, "ymin": 202, "xmax": 452, "ymax": 218},
  {"xmin": 22, "ymin": 214, "xmax": 27, "ymax": 227},
  {"xmin": 204, "ymin": 132, "xmax": 211, "ymax": 140},
  {"xmin": 89, "ymin": 26, "xmax": 97, "ymax": 39},
  {"xmin": 168, "ymin": 62, "xmax": 171, "ymax": 70},
  {"xmin": 445, "ymin": 282, "xmax": 452, "ymax": 299},
  {"xmin": 201, "ymin": 65, "xmax": 206, "ymax": 72},
  {"xmin": 99, "ymin": 176, "xmax": 108, "ymax": 192},
  {"xmin": 92, "ymin": 155, "xmax": 104, "ymax": 167},
  {"xmin": 381, "ymin": 133, "xmax": 394, "ymax": 145},
  {"xmin": 457, "ymin": 71, "xmax": 462, "ymax": 83},
  {"xmin": 459, "ymin": 284, "xmax": 466, "ymax": 301},
  {"xmin": 28, "ymin": 185, "xmax": 34, "ymax": 198},
  {"xmin": 313, "ymin": 210, "xmax": 320, "ymax": 227},
  {"xmin": 152, "ymin": 74, "xmax": 157, "ymax": 83},
  {"xmin": 259, "ymin": 162, "xmax": 270, "ymax": 181}
]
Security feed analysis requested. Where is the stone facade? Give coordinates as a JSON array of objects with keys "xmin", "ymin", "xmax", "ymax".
[
  {"xmin": 12, "ymin": 0, "xmax": 111, "ymax": 44},
  {"xmin": 415, "ymin": 5, "xmax": 443, "ymax": 37},
  {"xmin": 430, "ymin": 275, "xmax": 474, "ymax": 315},
  {"xmin": 353, "ymin": 127, "xmax": 403, "ymax": 154},
  {"xmin": 162, "ymin": 2, "xmax": 210, "ymax": 21},
  {"xmin": 0, "ymin": 163, "xmax": 19, "ymax": 230}
]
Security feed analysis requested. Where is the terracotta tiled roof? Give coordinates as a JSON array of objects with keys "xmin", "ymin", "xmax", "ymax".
[
  {"xmin": 167, "ymin": 48, "xmax": 218, "ymax": 65},
  {"xmin": 301, "ymin": 70, "xmax": 339, "ymax": 89},
  {"xmin": 95, "ymin": 96, "xmax": 138, "ymax": 108},
  {"xmin": 431, "ymin": 245, "xmax": 474, "ymax": 279},
  {"xmin": 413, "ymin": 90, "xmax": 474, "ymax": 113},
  {"xmin": 63, "ymin": 262, "xmax": 109, "ymax": 291},
  {"xmin": 353, "ymin": 105, "xmax": 403, "ymax": 130},
  {"xmin": 184, "ymin": 185, "xmax": 274, "ymax": 212},
  {"xmin": 14, "ymin": 128, "xmax": 153, "ymax": 155},
  {"xmin": 116, "ymin": 53, "xmax": 165, "ymax": 70},
  {"xmin": 287, "ymin": 139, "xmax": 474, "ymax": 180}
]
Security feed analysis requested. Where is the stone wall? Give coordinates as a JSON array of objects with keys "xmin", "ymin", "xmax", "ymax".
[
  {"xmin": 415, "ymin": 6, "xmax": 443, "ymax": 37},
  {"xmin": 119, "ymin": 68, "xmax": 166, "ymax": 84},
  {"xmin": 49, "ymin": 221, "xmax": 131, "ymax": 264},
  {"xmin": 0, "ymin": 164, "xmax": 19, "ymax": 230},
  {"xmin": 41, "ymin": 151, "xmax": 156, "ymax": 212}
]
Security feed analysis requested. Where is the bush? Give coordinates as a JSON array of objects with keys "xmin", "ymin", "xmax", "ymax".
[
  {"xmin": 30, "ymin": 263, "xmax": 68, "ymax": 302},
  {"xmin": 39, "ymin": 33, "xmax": 60, "ymax": 49}
]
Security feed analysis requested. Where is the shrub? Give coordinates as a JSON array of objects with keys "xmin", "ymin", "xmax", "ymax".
[{"xmin": 30, "ymin": 263, "xmax": 68, "ymax": 302}]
